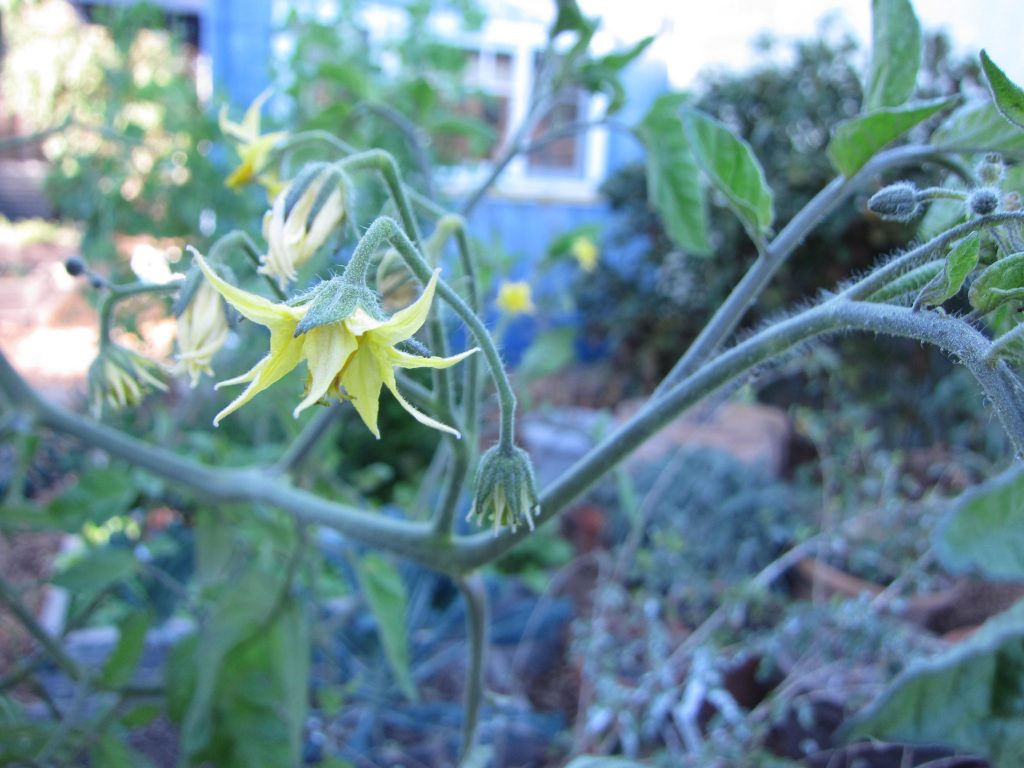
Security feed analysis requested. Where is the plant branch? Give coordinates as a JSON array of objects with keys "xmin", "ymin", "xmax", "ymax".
[
  {"xmin": 654, "ymin": 144, "xmax": 951, "ymax": 397},
  {"xmin": 451, "ymin": 298, "xmax": 1020, "ymax": 570},
  {"xmin": 457, "ymin": 573, "xmax": 489, "ymax": 764}
]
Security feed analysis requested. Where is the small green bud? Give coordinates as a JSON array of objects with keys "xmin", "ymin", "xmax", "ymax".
[
  {"xmin": 977, "ymin": 153, "xmax": 1005, "ymax": 186},
  {"xmin": 64, "ymin": 256, "xmax": 86, "ymax": 276},
  {"xmin": 468, "ymin": 445, "xmax": 540, "ymax": 535},
  {"xmin": 867, "ymin": 182, "xmax": 920, "ymax": 222},
  {"xmin": 967, "ymin": 187, "xmax": 1001, "ymax": 217}
]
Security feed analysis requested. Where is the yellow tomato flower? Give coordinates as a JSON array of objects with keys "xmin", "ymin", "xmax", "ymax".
[
  {"xmin": 174, "ymin": 279, "xmax": 229, "ymax": 387},
  {"xmin": 189, "ymin": 248, "xmax": 476, "ymax": 437},
  {"xmin": 261, "ymin": 170, "xmax": 347, "ymax": 289},
  {"xmin": 496, "ymin": 280, "xmax": 535, "ymax": 316},
  {"xmin": 219, "ymin": 89, "xmax": 287, "ymax": 190},
  {"xmin": 570, "ymin": 235, "xmax": 599, "ymax": 272}
]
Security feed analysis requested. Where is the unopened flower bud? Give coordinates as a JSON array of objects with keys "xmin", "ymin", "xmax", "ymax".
[
  {"xmin": 64, "ymin": 257, "xmax": 86, "ymax": 277},
  {"xmin": 495, "ymin": 280, "xmax": 535, "ymax": 316},
  {"xmin": 867, "ymin": 182, "xmax": 920, "ymax": 222},
  {"xmin": 1003, "ymin": 191, "xmax": 1022, "ymax": 212},
  {"xmin": 261, "ymin": 164, "xmax": 350, "ymax": 289},
  {"xmin": 977, "ymin": 153, "xmax": 1005, "ymax": 186},
  {"xmin": 967, "ymin": 187, "xmax": 1001, "ymax": 217},
  {"xmin": 468, "ymin": 445, "xmax": 540, "ymax": 535}
]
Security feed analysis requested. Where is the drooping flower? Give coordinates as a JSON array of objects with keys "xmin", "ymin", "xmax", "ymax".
[
  {"xmin": 260, "ymin": 166, "xmax": 348, "ymax": 289},
  {"xmin": 467, "ymin": 445, "xmax": 539, "ymax": 535},
  {"xmin": 174, "ymin": 278, "xmax": 229, "ymax": 387},
  {"xmin": 570, "ymin": 235, "xmax": 599, "ymax": 272},
  {"xmin": 495, "ymin": 280, "xmax": 535, "ymax": 316},
  {"xmin": 88, "ymin": 345, "xmax": 167, "ymax": 416},
  {"xmin": 219, "ymin": 89, "xmax": 287, "ymax": 190},
  {"xmin": 189, "ymin": 248, "xmax": 476, "ymax": 437}
]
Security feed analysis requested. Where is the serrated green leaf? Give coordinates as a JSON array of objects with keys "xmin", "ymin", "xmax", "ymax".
[
  {"xmin": 969, "ymin": 251, "xmax": 1024, "ymax": 313},
  {"xmin": 828, "ymin": 97, "xmax": 955, "ymax": 177},
  {"xmin": 355, "ymin": 553, "xmax": 416, "ymax": 701},
  {"xmin": 99, "ymin": 611, "xmax": 152, "ymax": 688},
  {"xmin": 843, "ymin": 597, "xmax": 1024, "ymax": 765},
  {"xmin": 517, "ymin": 327, "xmax": 576, "ymax": 382},
  {"xmin": 932, "ymin": 101, "xmax": 1024, "ymax": 155},
  {"xmin": 635, "ymin": 94, "xmax": 710, "ymax": 256},
  {"xmin": 937, "ymin": 465, "xmax": 1024, "ymax": 579},
  {"xmin": 683, "ymin": 109, "xmax": 774, "ymax": 236},
  {"xmin": 914, "ymin": 232, "xmax": 980, "ymax": 309},
  {"xmin": 981, "ymin": 50, "xmax": 1024, "ymax": 131},
  {"xmin": 52, "ymin": 546, "xmax": 137, "ymax": 602},
  {"xmin": 864, "ymin": 0, "xmax": 921, "ymax": 110}
]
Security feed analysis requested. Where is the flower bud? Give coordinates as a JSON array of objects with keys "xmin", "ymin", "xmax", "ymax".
[
  {"xmin": 967, "ymin": 187, "xmax": 1001, "ymax": 217},
  {"xmin": 977, "ymin": 153, "xmax": 1005, "ymax": 186},
  {"xmin": 570, "ymin": 235, "xmax": 599, "ymax": 272},
  {"xmin": 468, "ymin": 445, "xmax": 540, "ymax": 535},
  {"xmin": 88, "ymin": 345, "xmax": 167, "ymax": 416},
  {"xmin": 260, "ymin": 165, "xmax": 349, "ymax": 289},
  {"xmin": 64, "ymin": 257, "xmax": 86, "ymax": 277},
  {"xmin": 173, "ymin": 277, "xmax": 229, "ymax": 387},
  {"xmin": 867, "ymin": 182, "xmax": 920, "ymax": 222}
]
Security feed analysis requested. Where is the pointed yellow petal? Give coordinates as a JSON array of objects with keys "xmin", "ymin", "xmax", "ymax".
[
  {"xmin": 219, "ymin": 104, "xmax": 249, "ymax": 143},
  {"xmin": 384, "ymin": 345, "xmax": 478, "ymax": 370},
  {"xmin": 214, "ymin": 357, "xmax": 266, "ymax": 389},
  {"xmin": 343, "ymin": 307, "xmax": 385, "ymax": 337},
  {"xmin": 213, "ymin": 338, "xmax": 305, "ymax": 425},
  {"xmin": 188, "ymin": 247, "xmax": 302, "ymax": 331},
  {"xmin": 380, "ymin": 363, "xmax": 461, "ymax": 438},
  {"xmin": 369, "ymin": 269, "xmax": 440, "ymax": 346},
  {"xmin": 293, "ymin": 325, "xmax": 357, "ymax": 417},
  {"xmin": 338, "ymin": 345, "xmax": 384, "ymax": 438},
  {"xmin": 242, "ymin": 88, "xmax": 273, "ymax": 137}
]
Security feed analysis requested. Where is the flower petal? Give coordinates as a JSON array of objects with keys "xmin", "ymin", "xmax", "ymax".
[
  {"xmin": 338, "ymin": 345, "xmax": 384, "ymax": 438},
  {"xmin": 369, "ymin": 269, "xmax": 441, "ymax": 346},
  {"xmin": 380, "ymin": 363, "xmax": 461, "ymax": 438},
  {"xmin": 213, "ymin": 338, "xmax": 305, "ymax": 425},
  {"xmin": 189, "ymin": 247, "xmax": 302, "ymax": 331},
  {"xmin": 241, "ymin": 88, "xmax": 273, "ymax": 137},
  {"xmin": 384, "ymin": 345, "xmax": 478, "ymax": 370},
  {"xmin": 293, "ymin": 325, "xmax": 357, "ymax": 417}
]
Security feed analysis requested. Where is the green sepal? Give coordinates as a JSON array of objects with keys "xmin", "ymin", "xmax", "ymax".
[{"xmin": 292, "ymin": 277, "xmax": 382, "ymax": 337}]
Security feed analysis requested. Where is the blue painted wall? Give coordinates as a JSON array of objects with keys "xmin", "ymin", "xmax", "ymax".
[{"xmin": 204, "ymin": 0, "xmax": 274, "ymax": 106}]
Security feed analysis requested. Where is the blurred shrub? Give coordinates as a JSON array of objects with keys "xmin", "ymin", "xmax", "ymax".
[{"xmin": 1, "ymin": 0, "xmax": 253, "ymax": 267}]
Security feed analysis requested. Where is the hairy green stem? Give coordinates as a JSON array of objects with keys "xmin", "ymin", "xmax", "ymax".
[
  {"xmin": 0, "ymin": 349, "xmax": 453, "ymax": 570},
  {"xmin": 843, "ymin": 211, "xmax": 1024, "ymax": 300},
  {"xmin": 98, "ymin": 282, "xmax": 178, "ymax": 350},
  {"xmin": 654, "ymin": 144, "xmax": 949, "ymax": 397},
  {"xmin": 457, "ymin": 573, "xmax": 489, "ymax": 764},
  {"xmin": 369, "ymin": 217, "xmax": 516, "ymax": 450},
  {"xmin": 451, "ymin": 298, "xmax": 1021, "ymax": 569}
]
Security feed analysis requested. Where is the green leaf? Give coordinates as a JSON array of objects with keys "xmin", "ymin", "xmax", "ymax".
[
  {"xmin": 968, "ymin": 251, "xmax": 1024, "ymax": 313},
  {"xmin": 683, "ymin": 108, "xmax": 774, "ymax": 235},
  {"xmin": 828, "ymin": 97, "xmax": 955, "ymax": 177},
  {"xmin": 52, "ymin": 546, "xmax": 137, "ymax": 602},
  {"xmin": 937, "ymin": 465, "xmax": 1024, "ymax": 579},
  {"xmin": 914, "ymin": 232, "xmax": 980, "ymax": 309},
  {"xmin": 635, "ymin": 94, "xmax": 710, "ymax": 256},
  {"xmin": 46, "ymin": 468, "xmax": 137, "ymax": 531},
  {"xmin": 90, "ymin": 733, "xmax": 155, "ymax": 768},
  {"xmin": 550, "ymin": 0, "xmax": 592, "ymax": 38},
  {"xmin": 869, "ymin": 261, "xmax": 943, "ymax": 304},
  {"xmin": 355, "ymin": 553, "xmax": 416, "ymax": 700},
  {"xmin": 981, "ymin": 50, "xmax": 1024, "ymax": 131},
  {"xmin": 932, "ymin": 101, "xmax": 1024, "ymax": 155},
  {"xmin": 864, "ymin": 0, "xmax": 921, "ymax": 110},
  {"xmin": 843, "ymin": 598, "xmax": 1024, "ymax": 765},
  {"xmin": 99, "ymin": 611, "xmax": 152, "ymax": 688},
  {"xmin": 169, "ymin": 597, "xmax": 309, "ymax": 768},
  {"xmin": 517, "ymin": 327, "xmax": 576, "ymax": 383},
  {"xmin": 917, "ymin": 176, "xmax": 967, "ymax": 241}
]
